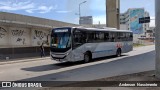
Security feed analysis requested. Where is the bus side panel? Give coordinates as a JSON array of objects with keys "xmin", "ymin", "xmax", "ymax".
[
  {"xmin": 83, "ymin": 43, "xmax": 116, "ymax": 59},
  {"xmin": 92, "ymin": 42, "xmax": 117, "ymax": 59},
  {"xmin": 71, "ymin": 43, "xmax": 99, "ymax": 61},
  {"xmin": 121, "ymin": 41, "xmax": 133, "ymax": 53},
  {"xmin": 71, "ymin": 41, "xmax": 133, "ymax": 62},
  {"xmin": 71, "ymin": 45, "xmax": 86, "ymax": 62}
]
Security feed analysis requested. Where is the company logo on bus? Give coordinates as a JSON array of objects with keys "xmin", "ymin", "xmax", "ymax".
[{"xmin": 55, "ymin": 29, "xmax": 68, "ymax": 33}]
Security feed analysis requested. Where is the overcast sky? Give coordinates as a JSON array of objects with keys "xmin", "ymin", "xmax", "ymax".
[{"xmin": 0, "ymin": 0, "xmax": 155, "ymax": 27}]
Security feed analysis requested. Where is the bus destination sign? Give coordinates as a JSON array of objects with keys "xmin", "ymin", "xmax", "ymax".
[{"xmin": 54, "ymin": 29, "xmax": 68, "ymax": 33}]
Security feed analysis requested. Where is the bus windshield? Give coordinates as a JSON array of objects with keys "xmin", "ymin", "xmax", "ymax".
[{"xmin": 51, "ymin": 30, "xmax": 71, "ymax": 49}]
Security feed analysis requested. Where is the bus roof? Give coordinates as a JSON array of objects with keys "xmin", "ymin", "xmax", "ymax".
[
  {"xmin": 54, "ymin": 27, "xmax": 133, "ymax": 33},
  {"xmin": 74, "ymin": 27, "xmax": 132, "ymax": 33}
]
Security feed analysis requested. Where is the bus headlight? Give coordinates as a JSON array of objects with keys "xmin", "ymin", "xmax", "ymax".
[{"xmin": 65, "ymin": 53, "xmax": 69, "ymax": 56}]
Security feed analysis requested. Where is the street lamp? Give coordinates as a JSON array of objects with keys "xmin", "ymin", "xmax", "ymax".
[
  {"xmin": 75, "ymin": 1, "xmax": 87, "ymax": 24},
  {"xmin": 79, "ymin": 1, "xmax": 87, "ymax": 18}
]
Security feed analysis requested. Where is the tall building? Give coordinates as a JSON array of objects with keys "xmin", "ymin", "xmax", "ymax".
[
  {"xmin": 120, "ymin": 8, "xmax": 150, "ymax": 43},
  {"xmin": 143, "ymin": 11, "xmax": 150, "ymax": 36},
  {"xmin": 106, "ymin": 0, "xmax": 120, "ymax": 29},
  {"xmin": 120, "ymin": 8, "xmax": 150, "ymax": 35},
  {"xmin": 79, "ymin": 16, "xmax": 93, "ymax": 25}
]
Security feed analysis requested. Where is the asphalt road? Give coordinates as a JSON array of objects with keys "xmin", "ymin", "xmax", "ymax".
[{"xmin": 0, "ymin": 45, "xmax": 155, "ymax": 81}]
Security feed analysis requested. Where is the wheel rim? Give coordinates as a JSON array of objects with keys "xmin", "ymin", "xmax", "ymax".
[{"xmin": 84, "ymin": 54, "xmax": 89, "ymax": 62}]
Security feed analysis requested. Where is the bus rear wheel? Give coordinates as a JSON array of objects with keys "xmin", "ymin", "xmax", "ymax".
[
  {"xmin": 116, "ymin": 49, "xmax": 121, "ymax": 57},
  {"xmin": 84, "ymin": 52, "xmax": 91, "ymax": 63}
]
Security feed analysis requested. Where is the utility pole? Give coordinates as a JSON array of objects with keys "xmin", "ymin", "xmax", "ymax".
[{"xmin": 155, "ymin": 0, "xmax": 160, "ymax": 78}]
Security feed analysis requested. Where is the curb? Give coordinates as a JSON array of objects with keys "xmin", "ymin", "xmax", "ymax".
[
  {"xmin": 133, "ymin": 44, "xmax": 155, "ymax": 48},
  {"xmin": 0, "ymin": 57, "xmax": 50, "ymax": 65}
]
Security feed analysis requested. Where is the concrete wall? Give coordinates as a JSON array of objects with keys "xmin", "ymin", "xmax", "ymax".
[
  {"xmin": 0, "ymin": 12, "xmax": 78, "ymax": 60},
  {"xmin": 0, "ymin": 25, "xmax": 51, "ymax": 60},
  {"xmin": 31, "ymin": 29, "xmax": 50, "ymax": 46},
  {"xmin": 0, "ymin": 26, "xmax": 51, "ymax": 47},
  {"xmin": 9, "ymin": 27, "xmax": 31, "ymax": 46},
  {"xmin": 0, "ymin": 47, "xmax": 50, "ymax": 60},
  {"xmin": 0, "ymin": 26, "xmax": 8, "ymax": 45},
  {"xmin": 0, "ymin": 11, "xmax": 79, "ymax": 47},
  {"xmin": 0, "ymin": 12, "xmax": 78, "ymax": 27}
]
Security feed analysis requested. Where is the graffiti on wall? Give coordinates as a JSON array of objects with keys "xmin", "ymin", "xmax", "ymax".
[
  {"xmin": 33, "ymin": 30, "xmax": 50, "ymax": 46},
  {"xmin": 16, "ymin": 38, "xmax": 25, "ymax": 44},
  {"xmin": 11, "ymin": 29, "xmax": 27, "ymax": 45},
  {"xmin": 11, "ymin": 30, "xmax": 24, "ymax": 36},
  {"xmin": 34, "ymin": 30, "xmax": 47, "ymax": 40},
  {"xmin": 0, "ymin": 27, "xmax": 7, "ymax": 38},
  {"xmin": 17, "ymin": 38, "xmax": 22, "ymax": 42}
]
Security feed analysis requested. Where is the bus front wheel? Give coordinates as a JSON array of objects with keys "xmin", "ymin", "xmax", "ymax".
[{"xmin": 116, "ymin": 48, "xmax": 121, "ymax": 57}]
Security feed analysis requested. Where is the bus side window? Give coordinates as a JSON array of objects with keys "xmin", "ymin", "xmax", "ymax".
[
  {"xmin": 112, "ymin": 36, "xmax": 115, "ymax": 42},
  {"xmin": 88, "ymin": 32, "xmax": 94, "ymax": 43},
  {"xmin": 130, "ymin": 33, "xmax": 133, "ymax": 41},
  {"xmin": 99, "ymin": 32, "xmax": 104, "ymax": 42},
  {"xmin": 126, "ymin": 33, "xmax": 130, "ymax": 41},
  {"xmin": 73, "ymin": 30, "xmax": 81, "ymax": 48},
  {"xmin": 109, "ymin": 32, "xmax": 115, "ymax": 42},
  {"xmin": 73, "ymin": 29, "xmax": 86, "ymax": 48},
  {"xmin": 120, "ymin": 32, "xmax": 125, "ymax": 41},
  {"xmin": 104, "ymin": 32, "xmax": 109, "ymax": 42},
  {"xmin": 81, "ymin": 32, "xmax": 87, "ymax": 43},
  {"xmin": 74, "ymin": 35, "xmax": 78, "ymax": 42},
  {"xmin": 117, "ymin": 32, "xmax": 121, "ymax": 42}
]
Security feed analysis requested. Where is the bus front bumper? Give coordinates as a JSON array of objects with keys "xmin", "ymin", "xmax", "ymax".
[{"xmin": 50, "ymin": 52, "xmax": 72, "ymax": 62}]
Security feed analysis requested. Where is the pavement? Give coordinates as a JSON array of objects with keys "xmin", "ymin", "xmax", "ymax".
[
  {"xmin": 47, "ymin": 71, "xmax": 159, "ymax": 90},
  {"xmin": 0, "ymin": 57, "xmax": 50, "ymax": 65},
  {"xmin": 0, "ymin": 45, "xmax": 157, "ymax": 90},
  {"xmin": 0, "ymin": 45, "xmax": 155, "ymax": 81}
]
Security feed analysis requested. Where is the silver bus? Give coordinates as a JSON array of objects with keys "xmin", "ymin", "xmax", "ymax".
[{"xmin": 50, "ymin": 27, "xmax": 133, "ymax": 63}]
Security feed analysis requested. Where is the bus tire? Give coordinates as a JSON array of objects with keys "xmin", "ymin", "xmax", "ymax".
[
  {"xmin": 116, "ymin": 48, "xmax": 121, "ymax": 57},
  {"xmin": 84, "ymin": 52, "xmax": 91, "ymax": 63}
]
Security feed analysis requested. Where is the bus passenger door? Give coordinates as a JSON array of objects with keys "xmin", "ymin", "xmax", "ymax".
[{"xmin": 72, "ymin": 29, "xmax": 86, "ymax": 61}]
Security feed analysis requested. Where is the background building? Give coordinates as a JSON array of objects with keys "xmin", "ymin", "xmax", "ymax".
[
  {"xmin": 146, "ymin": 27, "xmax": 155, "ymax": 38},
  {"xmin": 92, "ymin": 24, "xmax": 106, "ymax": 28},
  {"xmin": 79, "ymin": 16, "xmax": 93, "ymax": 25},
  {"xmin": 143, "ymin": 11, "xmax": 150, "ymax": 36},
  {"xmin": 106, "ymin": 0, "xmax": 120, "ymax": 29},
  {"xmin": 120, "ymin": 8, "xmax": 150, "ymax": 42}
]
